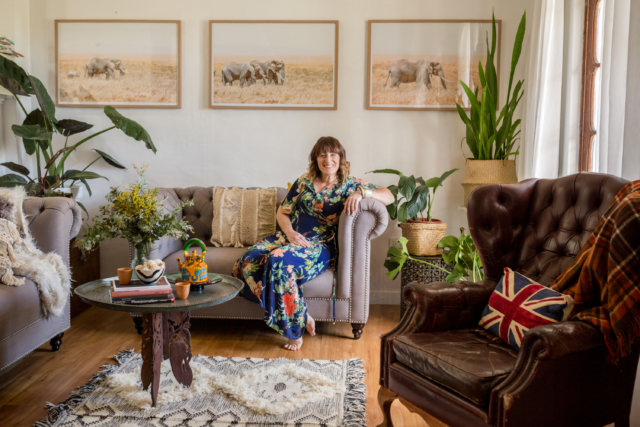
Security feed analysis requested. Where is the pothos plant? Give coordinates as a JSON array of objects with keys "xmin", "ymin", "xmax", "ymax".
[
  {"xmin": 384, "ymin": 228, "xmax": 484, "ymax": 283},
  {"xmin": 367, "ymin": 168, "xmax": 458, "ymax": 222},
  {"xmin": 0, "ymin": 44, "xmax": 156, "ymax": 215}
]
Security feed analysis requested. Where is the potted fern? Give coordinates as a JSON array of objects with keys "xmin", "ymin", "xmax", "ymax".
[
  {"xmin": 456, "ymin": 11, "xmax": 526, "ymax": 206},
  {"xmin": 368, "ymin": 168, "xmax": 458, "ymax": 256}
]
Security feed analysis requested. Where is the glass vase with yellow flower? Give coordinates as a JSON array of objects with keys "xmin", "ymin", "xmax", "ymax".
[{"xmin": 77, "ymin": 165, "xmax": 193, "ymax": 277}]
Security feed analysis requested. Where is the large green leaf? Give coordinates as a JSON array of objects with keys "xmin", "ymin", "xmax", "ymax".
[
  {"xmin": 0, "ymin": 173, "xmax": 28, "ymax": 187},
  {"xmin": 28, "ymin": 75, "xmax": 57, "ymax": 124},
  {"xmin": 398, "ymin": 175, "xmax": 416, "ymax": 201},
  {"xmin": 11, "ymin": 124, "xmax": 53, "ymax": 140},
  {"xmin": 507, "ymin": 12, "xmax": 527, "ymax": 101},
  {"xmin": 80, "ymin": 179, "xmax": 92, "ymax": 197},
  {"xmin": 62, "ymin": 170, "xmax": 108, "ymax": 181},
  {"xmin": 20, "ymin": 109, "xmax": 47, "ymax": 155},
  {"xmin": 0, "ymin": 55, "xmax": 33, "ymax": 95},
  {"xmin": 367, "ymin": 168, "xmax": 403, "ymax": 176},
  {"xmin": 104, "ymin": 106, "xmax": 156, "ymax": 153},
  {"xmin": 397, "ymin": 202, "xmax": 408, "ymax": 223},
  {"xmin": 92, "ymin": 149, "xmax": 126, "ymax": 169},
  {"xmin": 56, "ymin": 119, "xmax": 93, "ymax": 136},
  {"xmin": 433, "ymin": 168, "xmax": 459, "ymax": 192},
  {"xmin": 386, "ymin": 202, "xmax": 398, "ymax": 220},
  {"xmin": 0, "ymin": 162, "xmax": 31, "ymax": 179}
]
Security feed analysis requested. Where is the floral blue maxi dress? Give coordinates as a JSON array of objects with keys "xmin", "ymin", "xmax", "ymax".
[{"xmin": 232, "ymin": 173, "xmax": 379, "ymax": 340}]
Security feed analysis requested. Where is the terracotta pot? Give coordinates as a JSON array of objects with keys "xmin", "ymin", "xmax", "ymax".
[
  {"xmin": 399, "ymin": 221, "xmax": 448, "ymax": 256},
  {"xmin": 117, "ymin": 267, "xmax": 133, "ymax": 285},
  {"xmin": 461, "ymin": 159, "xmax": 518, "ymax": 206},
  {"xmin": 175, "ymin": 281, "xmax": 191, "ymax": 300}
]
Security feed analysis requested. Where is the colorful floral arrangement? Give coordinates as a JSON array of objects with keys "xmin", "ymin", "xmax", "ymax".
[{"xmin": 77, "ymin": 165, "xmax": 193, "ymax": 254}]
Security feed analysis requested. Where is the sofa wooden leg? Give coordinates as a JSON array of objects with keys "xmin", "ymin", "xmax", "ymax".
[
  {"xmin": 377, "ymin": 386, "xmax": 398, "ymax": 427},
  {"xmin": 351, "ymin": 323, "xmax": 365, "ymax": 339},
  {"xmin": 133, "ymin": 317, "xmax": 144, "ymax": 335},
  {"xmin": 50, "ymin": 332, "xmax": 64, "ymax": 352}
]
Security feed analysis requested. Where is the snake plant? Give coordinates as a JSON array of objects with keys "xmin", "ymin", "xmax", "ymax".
[{"xmin": 456, "ymin": 11, "xmax": 526, "ymax": 160}]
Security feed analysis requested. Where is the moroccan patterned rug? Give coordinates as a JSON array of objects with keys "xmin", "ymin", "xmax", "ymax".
[{"xmin": 36, "ymin": 350, "xmax": 365, "ymax": 427}]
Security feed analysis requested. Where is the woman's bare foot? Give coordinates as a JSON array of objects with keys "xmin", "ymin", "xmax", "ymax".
[
  {"xmin": 285, "ymin": 337, "xmax": 303, "ymax": 351},
  {"xmin": 306, "ymin": 315, "xmax": 316, "ymax": 337}
]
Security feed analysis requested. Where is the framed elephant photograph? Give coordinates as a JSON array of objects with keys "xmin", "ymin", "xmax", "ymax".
[
  {"xmin": 366, "ymin": 20, "xmax": 501, "ymax": 111},
  {"xmin": 209, "ymin": 20, "xmax": 339, "ymax": 110},
  {"xmin": 55, "ymin": 20, "xmax": 181, "ymax": 108}
]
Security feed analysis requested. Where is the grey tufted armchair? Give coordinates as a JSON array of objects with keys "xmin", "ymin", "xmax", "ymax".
[{"xmin": 131, "ymin": 186, "xmax": 389, "ymax": 339}]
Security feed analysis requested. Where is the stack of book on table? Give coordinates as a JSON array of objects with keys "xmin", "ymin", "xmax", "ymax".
[{"xmin": 111, "ymin": 276, "xmax": 175, "ymax": 304}]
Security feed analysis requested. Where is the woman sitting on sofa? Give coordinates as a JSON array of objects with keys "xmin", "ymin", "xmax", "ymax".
[{"xmin": 232, "ymin": 136, "xmax": 394, "ymax": 350}]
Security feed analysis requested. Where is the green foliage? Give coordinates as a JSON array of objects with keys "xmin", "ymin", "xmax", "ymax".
[
  {"xmin": 437, "ymin": 227, "xmax": 484, "ymax": 282},
  {"xmin": 76, "ymin": 165, "xmax": 194, "ymax": 253},
  {"xmin": 383, "ymin": 228, "xmax": 484, "ymax": 283},
  {"xmin": 456, "ymin": 10, "xmax": 526, "ymax": 160},
  {"xmin": 368, "ymin": 168, "xmax": 458, "ymax": 222},
  {"xmin": 0, "ymin": 48, "xmax": 156, "ymax": 200},
  {"xmin": 383, "ymin": 237, "xmax": 450, "ymax": 281}
]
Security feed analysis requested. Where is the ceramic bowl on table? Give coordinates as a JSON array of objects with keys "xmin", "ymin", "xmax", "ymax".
[{"xmin": 135, "ymin": 259, "xmax": 166, "ymax": 284}]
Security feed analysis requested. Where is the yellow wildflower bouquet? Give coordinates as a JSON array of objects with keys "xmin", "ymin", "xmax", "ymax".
[{"xmin": 77, "ymin": 165, "xmax": 193, "ymax": 254}]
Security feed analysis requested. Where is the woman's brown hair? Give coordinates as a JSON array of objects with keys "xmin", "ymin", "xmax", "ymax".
[{"xmin": 308, "ymin": 136, "xmax": 351, "ymax": 183}]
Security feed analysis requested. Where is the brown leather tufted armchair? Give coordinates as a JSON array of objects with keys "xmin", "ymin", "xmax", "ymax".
[{"xmin": 378, "ymin": 173, "xmax": 639, "ymax": 427}]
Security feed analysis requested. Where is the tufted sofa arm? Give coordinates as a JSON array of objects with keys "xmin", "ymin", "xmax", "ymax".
[
  {"xmin": 22, "ymin": 197, "xmax": 82, "ymax": 266},
  {"xmin": 146, "ymin": 188, "xmax": 185, "ymax": 261},
  {"xmin": 336, "ymin": 198, "xmax": 388, "ymax": 321}
]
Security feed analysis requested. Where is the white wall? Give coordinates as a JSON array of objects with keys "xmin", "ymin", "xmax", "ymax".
[{"xmin": 23, "ymin": 0, "xmax": 533, "ymax": 304}]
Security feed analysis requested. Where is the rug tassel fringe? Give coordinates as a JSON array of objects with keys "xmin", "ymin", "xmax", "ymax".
[
  {"xmin": 35, "ymin": 349, "xmax": 136, "ymax": 426},
  {"xmin": 342, "ymin": 358, "xmax": 367, "ymax": 427}
]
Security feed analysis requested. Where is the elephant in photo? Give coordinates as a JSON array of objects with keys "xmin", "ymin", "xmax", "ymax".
[
  {"xmin": 66, "ymin": 71, "xmax": 79, "ymax": 78},
  {"xmin": 251, "ymin": 60, "xmax": 287, "ymax": 85},
  {"xmin": 384, "ymin": 59, "xmax": 447, "ymax": 90},
  {"xmin": 221, "ymin": 62, "xmax": 256, "ymax": 87},
  {"xmin": 85, "ymin": 57, "xmax": 127, "ymax": 80}
]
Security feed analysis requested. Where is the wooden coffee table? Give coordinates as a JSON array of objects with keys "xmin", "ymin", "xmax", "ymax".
[{"xmin": 75, "ymin": 275, "xmax": 243, "ymax": 407}]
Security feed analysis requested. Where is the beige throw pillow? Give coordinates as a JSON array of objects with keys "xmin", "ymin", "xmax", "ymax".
[{"xmin": 211, "ymin": 187, "xmax": 278, "ymax": 248}]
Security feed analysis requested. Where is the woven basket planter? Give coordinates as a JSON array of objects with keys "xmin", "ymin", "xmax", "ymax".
[
  {"xmin": 461, "ymin": 159, "xmax": 518, "ymax": 206},
  {"xmin": 399, "ymin": 221, "xmax": 448, "ymax": 256}
]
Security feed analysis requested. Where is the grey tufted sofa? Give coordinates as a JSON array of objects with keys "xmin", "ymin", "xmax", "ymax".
[
  {"xmin": 0, "ymin": 197, "xmax": 82, "ymax": 371},
  {"xmin": 131, "ymin": 186, "xmax": 389, "ymax": 339}
]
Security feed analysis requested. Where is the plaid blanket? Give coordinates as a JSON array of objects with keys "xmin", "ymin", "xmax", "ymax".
[{"xmin": 551, "ymin": 180, "xmax": 640, "ymax": 362}]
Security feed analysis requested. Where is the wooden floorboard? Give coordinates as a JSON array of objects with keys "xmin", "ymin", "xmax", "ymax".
[{"xmin": 0, "ymin": 304, "xmax": 432, "ymax": 426}]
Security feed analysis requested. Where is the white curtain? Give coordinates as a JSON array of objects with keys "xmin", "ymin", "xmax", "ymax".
[
  {"xmin": 522, "ymin": 0, "xmax": 584, "ymax": 180},
  {"xmin": 593, "ymin": 0, "xmax": 638, "ymax": 180}
]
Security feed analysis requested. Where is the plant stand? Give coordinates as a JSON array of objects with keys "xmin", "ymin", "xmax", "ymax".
[
  {"xmin": 69, "ymin": 239, "xmax": 100, "ymax": 318},
  {"xmin": 400, "ymin": 255, "xmax": 452, "ymax": 319}
]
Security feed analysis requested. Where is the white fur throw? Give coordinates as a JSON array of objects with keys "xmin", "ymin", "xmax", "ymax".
[{"xmin": 0, "ymin": 188, "xmax": 71, "ymax": 317}]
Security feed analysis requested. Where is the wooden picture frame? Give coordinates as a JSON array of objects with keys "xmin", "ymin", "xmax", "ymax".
[
  {"xmin": 209, "ymin": 20, "xmax": 339, "ymax": 110},
  {"xmin": 55, "ymin": 20, "xmax": 181, "ymax": 109},
  {"xmin": 366, "ymin": 20, "xmax": 501, "ymax": 111}
]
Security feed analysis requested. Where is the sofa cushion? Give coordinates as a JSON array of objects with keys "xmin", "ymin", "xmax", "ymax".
[
  {"xmin": 0, "ymin": 278, "xmax": 44, "ymax": 340},
  {"xmin": 392, "ymin": 329, "xmax": 518, "ymax": 406},
  {"xmin": 163, "ymin": 247, "xmax": 335, "ymax": 298}
]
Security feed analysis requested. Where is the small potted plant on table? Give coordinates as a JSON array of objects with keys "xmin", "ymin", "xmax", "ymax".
[{"xmin": 368, "ymin": 168, "xmax": 458, "ymax": 256}]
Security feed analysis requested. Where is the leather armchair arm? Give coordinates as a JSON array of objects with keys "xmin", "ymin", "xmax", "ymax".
[
  {"xmin": 23, "ymin": 196, "xmax": 82, "ymax": 266},
  {"xmin": 402, "ymin": 279, "xmax": 497, "ymax": 333},
  {"xmin": 519, "ymin": 320, "xmax": 604, "ymax": 360},
  {"xmin": 337, "ymin": 198, "xmax": 388, "ymax": 321}
]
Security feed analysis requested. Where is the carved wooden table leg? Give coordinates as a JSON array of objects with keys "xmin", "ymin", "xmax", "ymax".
[
  {"xmin": 165, "ymin": 311, "xmax": 193, "ymax": 387},
  {"xmin": 141, "ymin": 313, "xmax": 163, "ymax": 407}
]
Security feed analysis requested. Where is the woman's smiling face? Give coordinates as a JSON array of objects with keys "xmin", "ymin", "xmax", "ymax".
[{"xmin": 317, "ymin": 150, "xmax": 340, "ymax": 178}]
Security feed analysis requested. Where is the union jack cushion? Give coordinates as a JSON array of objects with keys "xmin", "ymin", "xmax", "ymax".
[{"xmin": 479, "ymin": 268, "xmax": 574, "ymax": 349}]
